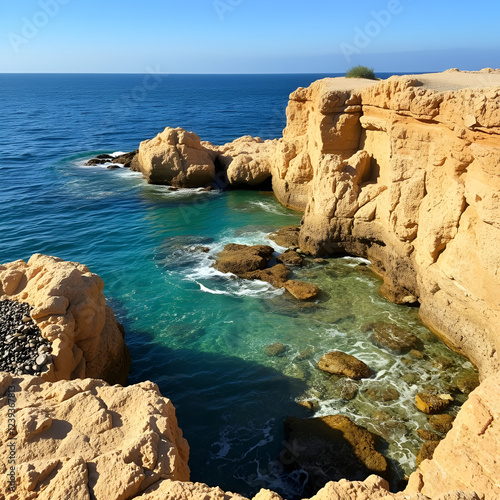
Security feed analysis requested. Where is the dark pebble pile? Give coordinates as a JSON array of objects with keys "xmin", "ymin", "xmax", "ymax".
[{"xmin": 0, "ymin": 299, "xmax": 52, "ymax": 376}]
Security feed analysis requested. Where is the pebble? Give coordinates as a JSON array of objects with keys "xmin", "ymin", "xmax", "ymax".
[
  {"xmin": 36, "ymin": 354, "xmax": 48, "ymax": 366},
  {"xmin": 0, "ymin": 299, "xmax": 52, "ymax": 376}
]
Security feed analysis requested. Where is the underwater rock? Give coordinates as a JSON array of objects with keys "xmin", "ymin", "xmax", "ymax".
[
  {"xmin": 416, "ymin": 393, "xmax": 453, "ymax": 414},
  {"xmin": 363, "ymin": 322, "xmax": 420, "ymax": 354},
  {"xmin": 428, "ymin": 413, "xmax": 455, "ymax": 433},
  {"xmin": 416, "ymin": 441, "xmax": 440, "ymax": 467},
  {"xmin": 283, "ymin": 280, "xmax": 320, "ymax": 300},
  {"xmin": 318, "ymin": 351, "xmax": 371, "ymax": 380},
  {"xmin": 265, "ymin": 342, "xmax": 287, "ymax": 357},
  {"xmin": 283, "ymin": 414, "xmax": 389, "ymax": 495}
]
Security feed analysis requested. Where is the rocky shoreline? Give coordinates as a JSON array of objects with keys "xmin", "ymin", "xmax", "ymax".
[{"xmin": 1, "ymin": 69, "xmax": 500, "ymax": 499}]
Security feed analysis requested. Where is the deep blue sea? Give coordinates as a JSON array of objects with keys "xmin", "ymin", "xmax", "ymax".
[{"xmin": 0, "ymin": 74, "xmax": 475, "ymax": 498}]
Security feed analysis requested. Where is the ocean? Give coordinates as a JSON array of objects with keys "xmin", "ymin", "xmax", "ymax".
[{"xmin": 0, "ymin": 73, "xmax": 475, "ymax": 498}]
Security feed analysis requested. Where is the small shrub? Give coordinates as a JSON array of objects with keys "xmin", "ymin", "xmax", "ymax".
[{"xmin": 345, "ymin": 66, "xmax": 377, "ymax": 80}]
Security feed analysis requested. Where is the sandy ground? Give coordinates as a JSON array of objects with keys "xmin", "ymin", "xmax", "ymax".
[
  {"xmin": 323, "ymin": 69, "xmax": 500, "ymax": 93},
  {"xmin": 407, "ymin": 68, "xmax": 500, "ymax": 91}
]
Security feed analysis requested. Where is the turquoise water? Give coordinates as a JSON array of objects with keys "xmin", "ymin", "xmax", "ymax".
[{"xmin": 0, "ymin": 74, "xmax": 476, "ymax": 498}]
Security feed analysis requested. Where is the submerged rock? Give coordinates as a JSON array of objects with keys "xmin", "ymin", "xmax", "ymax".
[
  {"xmin": 283, "ymin": 414, "xmax": 389, "ymax": 495},
  {"xmin": 455, "ymin": 373, "xmax": 480, "ymax": 394},
  {"xmin": 416, "ymin": 392, "xmax": 453, "ymax": 414},
  {"xmin": 283, "ymin": 280, "xmax": 320, "ymax": 300},
  {"xmin": 428, "ymin": 413, "xmax": 455, "ymax": 433},
  {"xmin": 363, "ymin": 322, "xmax": 420, "ymax": 353},
  {"xmin": 417, "ymin": 429, "xmax": 442, "ymax": 441},
  {"xmin": 318, "ymin": 351, "xmax": 371, "ymax": 380},
  {"xmin": 265, "ymin": 342, "xmax": 287, "ymax": 357},
  {"xmin": 364, "ymin": 384, "xmax": 400, "ymax": 402}
]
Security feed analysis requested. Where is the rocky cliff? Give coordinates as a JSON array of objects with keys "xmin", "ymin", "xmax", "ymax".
[
  {"xmin": 133, "ymin": 69, "xmax": 500, "ymax": 380},
  {"xmin": 0, "ymin": 254, "xmax": 130, "ymax": 384}
]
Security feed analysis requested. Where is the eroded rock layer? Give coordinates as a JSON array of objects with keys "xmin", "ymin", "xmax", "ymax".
[{"xmin": 0, "ymin": 254, "xmax": 130, "ymax": 384}]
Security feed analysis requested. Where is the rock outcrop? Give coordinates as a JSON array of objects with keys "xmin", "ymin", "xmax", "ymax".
[
  {"xmin": 0, "ymin": 255, "xmax": 130, "ymax": 384},
  {"xmin": 292, "ymin": 71, "xmax": 500, "ymax": 378},
  {"xmin": 213, "ymin": 243, "xmax": 320, "ymax": 299},
  {"xmin": 132, "ymin": 127, "xmax": 218, "ymax": 187},
  {"xmin": 0, "ymin": 372, "xmax": 189, "ymax": 499}
]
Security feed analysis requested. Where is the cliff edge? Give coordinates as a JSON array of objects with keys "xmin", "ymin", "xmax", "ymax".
[{"xmin": 133, "ymin": 69, "xmax": 500, "ymax": 379}]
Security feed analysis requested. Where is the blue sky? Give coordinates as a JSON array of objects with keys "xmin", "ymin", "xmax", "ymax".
[{"xmin": 1, "ymin": 0, "xmax": 499, "ymax": 73}]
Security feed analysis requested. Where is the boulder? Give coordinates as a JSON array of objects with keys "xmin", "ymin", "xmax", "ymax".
[
  {"xmin": 363, "ymin": 322, "xmax": 420, "ymax": 353},
  {"xmin": 0, "ymin": 255, "xmax": 130, "ymax": 384},
  {"xmin": 214, "ymin": 244, "xmax": 274, "ymax": 275},
  {"xmin": 134, "ymin": 127, "xmax": 217, "ymax": 187},
  {"xmin": 0, "ymin": 373, "xmax": 189, "ymax": 498},
  {"xmin": 318, "ymin": 351, "xmax": 371, "ymax": 380},
  {"xmin": 416, "ymin": 393, "xmax": 453, "ymax": 414},
  {"xmin": 277, "ymin": 250, "xmax": 304, "ymax": 267},
  {"xmin": 283, "ymin": 415, "xmax": 389, "ymax": 495},
  {"xmin": 283, "ymin": 280, "xmax": 320, "ymax": 300},
  {"xmin": 364, "ymin": 384, "xmax": 400, "ymax": 402},
  {"xmin": 241, "ymin": 263, "xmax": 290, "ymax": 288},
  {"xmin": 112, "ymin": 150, "xmax": 138, "ymax": 168},
  {"xmin": 428, "ymin": 414, "xmax": 455, "ymax": 433}
]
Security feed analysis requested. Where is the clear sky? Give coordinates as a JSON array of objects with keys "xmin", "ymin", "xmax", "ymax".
[{"xmin": 1, "ymin": 0, "xmax": 499, "ymax": 73}]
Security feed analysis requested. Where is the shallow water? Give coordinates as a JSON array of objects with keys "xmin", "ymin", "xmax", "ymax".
[{"xmin": 0, "ymin": 74, "xmax": 476, "ymax": 499}]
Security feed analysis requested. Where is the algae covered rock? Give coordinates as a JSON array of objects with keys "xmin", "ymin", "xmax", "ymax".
[
  {"xmin": 283, "ymin": 280, "xmax": 320, "ymax": 300},
  {"xmin": 416, "ymin": 392, "xmax": 453, "ymax": 414},
  {"xmin": 282, "ymin": 414, "xmax": 389, "ymax": 495},
  {"xmin": 363, "ymin": 322, "xmax": 420, "ymax": 353},
  {"xmin": 214, "ymin": 244, "xmax": 274, "ymax": 275},
  {"xmin": 318, "ymin": 351, "xmax": 371, "ymax": 380}
]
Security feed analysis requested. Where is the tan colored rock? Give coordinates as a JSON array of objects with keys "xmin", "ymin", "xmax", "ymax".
[
  {"xmin": 267, "ymin": 226, "xmax": 301, "ymax": 249},
  {"xmin": 0, "ymin": 372, "xmax": 189, "ymax": 499},
  {"xmin": 318, "ymin": 351, "xmax": 371, "ymax": 379},
  {"xmin": 283, "ymin": 280, "xmax": 319, "ymax": 300},
  {"xmin": 406, "ymin": 374, "xmax": 500, "ymax": 500},
  {"xmin": 290, "ymin": 71, "xmax": 500, "ymax": 377},
  {"xmin": 0, "ymin": 255, "xmax": 129, "ymax": 384},
  {"xmin": 415, "ymin": 393, "xmax": 453, "ymax": 414},
  {"xmin": 428, "ymin": 414, "xmax": 455, "ymax": 434},
  {"xmin": 134, "ymin": 127, "xmax": 217, "ymax": 187}
]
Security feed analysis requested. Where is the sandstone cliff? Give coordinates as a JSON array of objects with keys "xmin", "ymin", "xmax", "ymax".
[
  {"xmin": 0, "ymin": 254, "xmax": 130, "ymax": 384},
  {"xmin": 133, "ymin": 69, "xmax": 500, "ymax": 379}
]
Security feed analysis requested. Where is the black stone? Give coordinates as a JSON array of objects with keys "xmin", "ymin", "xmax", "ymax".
[{"xmin": 0, "ymin": 299, "xmax": 52, "ymax": 376}]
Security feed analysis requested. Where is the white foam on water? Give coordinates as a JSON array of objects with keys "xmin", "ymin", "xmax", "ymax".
[{"xmin": 247, "ymin": 200, "xmax": 297, "ymax": 217}]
